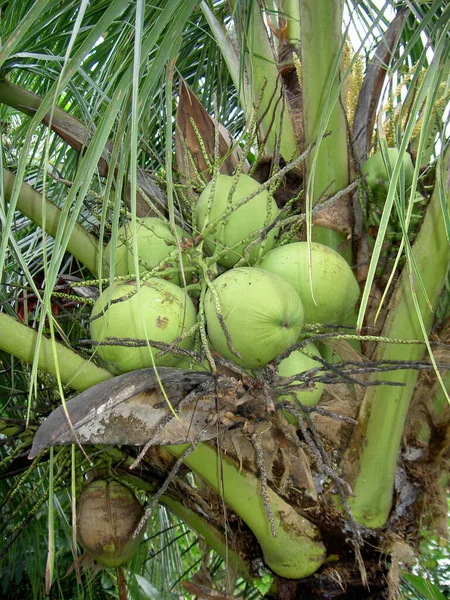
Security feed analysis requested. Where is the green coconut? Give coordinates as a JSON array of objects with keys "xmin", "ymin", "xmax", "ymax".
[
  {"xmin": 362, "ymin": 147, "xmax": 414, "ymax": 202},
  {"xmin": 104, "ymin": 217, "xmax": 191, "ymax": 285},
  {"xmin": 77, "ymin": 479, "xmax": 144, "ymax": 568},
  {"xmin": 196, "ymin": 174, "xmax": 279, "ymax": 268},
  {"xmin": 277, "ymin": 343, "xmax": 324, "ymax": 424},
  {"xmin": 260, "ymin": 242, "xmax": 360, "ymax": 325},
  {"xmin": 90, "ymin": 279, "xmax": 197, "ymax": 373},
  {"xmin": 204, "ymin": 267, "xmax": 304, "ymax": 369}
]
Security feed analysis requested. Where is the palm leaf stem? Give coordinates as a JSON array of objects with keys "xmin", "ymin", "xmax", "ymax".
[
  {"xmin": 0, "ymin": 312, "xmax": 112, "ymax": 392},
  {"xmin": 344, "ymin": 147, "xmax": 450, "ymax": 527},
  {"xmin": 298, "ymin": 0, "xmax": 349, "ymax": 253},
  {"xmin": 166, "ymin": 442, "xmax": 326, "ymax": 580},
  {"xmin": 203, "ymin": 0, "xmax": 298, "ymax": 159},
  {"xmin": 2, "ymin": 168, "xmax": 102, "ymax": 275}
]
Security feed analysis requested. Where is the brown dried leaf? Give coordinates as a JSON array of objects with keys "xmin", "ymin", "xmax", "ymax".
[
  {"xmin": 313, "ymin": 194, "xmax": 354, "ymax": 235},
  {"xmin": 175, "ymin": 79, "xmax": 246, "ymax": 188},
  {"xmin": 29, "ymin": 368, "xmax": 218, "ymax": 457},
  {"xmin": 312, "ymin": 386, "xmax": 360, "ymax": 451},
  {"xmin": 351, "ymin": 9, "xmax": 408, "ymax": 280},
  {"xmin": 352, "ymin": 9, "xmax": 408, "ymax": 163}
]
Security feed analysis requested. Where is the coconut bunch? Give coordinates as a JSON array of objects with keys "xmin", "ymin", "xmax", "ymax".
[{"xmin": 91, "ymin": 172, "xmax": 360, "ymax": 410}]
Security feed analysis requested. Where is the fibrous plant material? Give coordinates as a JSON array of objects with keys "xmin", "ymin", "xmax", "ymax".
[{"xmin": 77, "ymin": 479, "xmax": 144, "ymax": 568}]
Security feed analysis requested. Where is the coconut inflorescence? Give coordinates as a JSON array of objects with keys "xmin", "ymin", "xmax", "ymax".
[
  {"xmin": 77, "ymin": 479, "xmax": 144, "ymax": 568},
  {"xmin": 91, "ymin": 173, "xmax": 360, "ymax": 422}
]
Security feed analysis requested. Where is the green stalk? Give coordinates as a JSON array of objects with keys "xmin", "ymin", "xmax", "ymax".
[
  {"xmin": 298, "ymin": 0, "xmax": 349, "ymax": 253},
  {"xmin": 283, "ymin": 0, "xmax": 301, "ymax": 45},
  {"xmin": 2, "ymin": 169, "xmax": 103, "ymax": 275},
  {"xmin": 0, "ymin": 80, "xmax": 80, "ymax": 130},
  {"xmin": 0, "ymin": 312, "xmax": 112, "ymax": 391},
  {"xmin": 167, "ymin": 443, "xmax": 325, "ymax": 579},
  {"xmin": 344, "ymin": 150, "xmax": 450, "ymax": 527},
  {"xmin": 202, "ymin": 1, "xmax": 298, "ymax": 159}
]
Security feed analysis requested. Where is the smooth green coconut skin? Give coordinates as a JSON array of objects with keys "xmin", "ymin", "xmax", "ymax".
[
  {"xmin": 104, "ymin": 217, "xmax": 190, "ymax": 285},
  {"xmin": 196, "ymin": 174, "xmax": 279, "ymax": 268},
  {"xmin": 90, "ymin": 279, "xmax": 197, "ymax": 373},
  {"xmin": 77, "ymin": 479, "xmax": 144, "ymax": 568},
  {"xmin": 362, "ymin": 147, "xmax": 414, "ymax": 202},
  {"xmin": 260, "ymin": 242, "xmax": 360, "ymax": 325},
  {"xmin": 205, "ymin": 267, "xmax": 304, "ymax": 369},
  {"xmin": 277, "ymin": 343, "xmax": 324, "ymax": 424}
]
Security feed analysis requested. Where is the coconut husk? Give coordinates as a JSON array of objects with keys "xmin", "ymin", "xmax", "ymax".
[{"xmin": 220, "ymin": 420, "xmax": 317, "ymax": 499}]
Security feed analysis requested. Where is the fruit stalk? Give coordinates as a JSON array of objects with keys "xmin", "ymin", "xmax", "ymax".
[
  {"xmin": 344, "ymin": 149, "xmax": 450, "ymax": 527},
  {"xmin": 166, "ymin": 442, "xmax": 326, "ymax": 579}
]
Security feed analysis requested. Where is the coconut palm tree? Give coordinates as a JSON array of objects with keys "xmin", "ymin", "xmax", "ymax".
[{"xmin": 0, "ymin": 0, "xmax": 449, "ymax": 598}]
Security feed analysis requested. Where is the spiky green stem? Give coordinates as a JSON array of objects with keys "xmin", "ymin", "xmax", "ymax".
[{"xmin": 344, "ymin": 150, "xmax": 450, "ymax": 527}]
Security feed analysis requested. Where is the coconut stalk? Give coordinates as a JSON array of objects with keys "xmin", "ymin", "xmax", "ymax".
[
  {"xmin": 298, "ymin": 0, "xmax": 349, "ymax": 253},
  {"xmin": 0, "ymin": 312, "xmax": 112, "ymax": 392},
  {"xmin": 343, "ymin": 149, "xmax": 450, "ymax": 528},
  {"xmin": 1, "ymin": 169, "xmax": 103, "ymax": 276},
  {"xmin": 201, "ymin": 0, "xmax": 298, "ymax": 160},
  {"xmin": 166, "ymin": 443, "xmax": 326, "ymax": 580}
]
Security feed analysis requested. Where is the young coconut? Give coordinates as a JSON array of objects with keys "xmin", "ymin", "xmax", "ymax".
[
  {"xmin": 362, "ymin": 147, "xmax": 414, "ymax": 202},
  {"xmin": 77, "ymin": 479, "xmax": 144, "ymax": 568},
  {"xmin": 260, "ymin": 242, "xmax": 360, "ymax": 325},
  {"xmin": 204, "ymin": 267, "xmax": 304, "ymax": 369},
  {"xmin": 196, "ymin": 174, "xmax": 279, "ymax": 268},
  {"xmin": 277, "ymin": 343, "xmax": 324, "ymax": 424},
  {"xmin": 90, "ymin": 279, "xmax": 197, "ymax": 373},
  {"xmin": 104, "ymin": 217, "xmax": 191, "ymax": 285}
]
